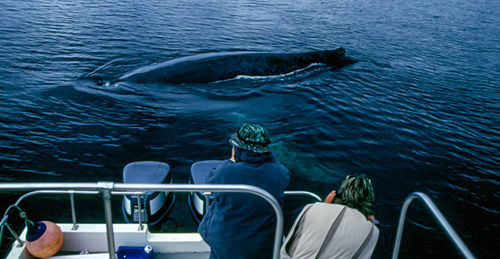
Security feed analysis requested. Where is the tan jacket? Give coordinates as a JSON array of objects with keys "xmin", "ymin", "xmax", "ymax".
[{"xmin": 280, "ymin": 203, "xmax": 379, "ymax": 259}]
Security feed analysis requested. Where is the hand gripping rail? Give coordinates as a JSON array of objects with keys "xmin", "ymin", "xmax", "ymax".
[
  {"xmin": 392, "ymin": 192, "xmax": 475, "ymax": 259},
  {"xmin": 0, "ymin": 182, "xmax": 284, "ymax": 259}
]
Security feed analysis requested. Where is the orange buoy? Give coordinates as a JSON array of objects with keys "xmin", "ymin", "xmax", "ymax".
[{"xmin": 25, "ymin": 221, "xmax": 64, "ymax": 258}]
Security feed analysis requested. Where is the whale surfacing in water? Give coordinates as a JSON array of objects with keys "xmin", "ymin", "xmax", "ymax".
[{"xmin": 118, "ymin": 48, "xmax": 355, "ymax": 84}]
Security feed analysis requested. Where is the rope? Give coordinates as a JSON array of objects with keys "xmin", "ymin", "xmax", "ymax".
[
  {"xmin": 0, "ymin": 204, "xmax": 35, "ymax": 248},
  {"xmin": 0, "ymin": 223, "xmax": 4, "ymax": 249},
  {"xmin": 6, "ymin": 204, "xmax": 35, "ymax": 227}
]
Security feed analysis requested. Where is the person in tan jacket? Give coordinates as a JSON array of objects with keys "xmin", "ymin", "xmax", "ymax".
[{"xmin": 281, "ymin": 175, "xmax": 379, "ymax": 259}]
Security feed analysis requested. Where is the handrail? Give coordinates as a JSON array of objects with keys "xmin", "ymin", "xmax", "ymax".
[
  {"xmin": 1, "ymin": 190, "xmax": 145, "ymax": 231},
  {"xmin": 392, "ymin": 192, "xmax": 475, "ymax": 259},
  {"xmin": 284, "ymin": 190, "xmax": 322, "ymax": 201},
  {"xmin": 0, "ymin": 182, "xmax": 284, "ymax": 259}
]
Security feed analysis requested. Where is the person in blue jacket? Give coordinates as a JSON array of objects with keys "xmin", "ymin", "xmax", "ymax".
[{"xmin": 198, "ymin": 123, "xmax": 290, "ymax": 259}]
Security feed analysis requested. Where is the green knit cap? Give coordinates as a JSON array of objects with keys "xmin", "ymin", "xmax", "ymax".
[{"xmin": 334, "ymin": 174, "xmax": 375, "ymax": 217}]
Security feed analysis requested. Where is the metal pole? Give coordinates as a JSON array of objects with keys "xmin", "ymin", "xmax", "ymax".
[
  {"xmin": 392, "ymin": 194, "xmax": 411, "ymax": 259},
  {"xmin": 284, "ymin": 190, "xmax": 322, "ymax": 201},
  {"xmin": 0, "ymin": 183, "xmax": 101, "ymax": 191},
  {"xmin": 69, "ymin": 192, "xmax": 78, "ymax": 230},
  {"xmin": 137, "ymin": 193, "xmax": 143, "ymax": 231},
  {"xmin": 392, "ymin": 192, "xmax": 475, "ymax": 259},
  {"xmin": 4, "ymin": 222, "xmax": 24, "ymax": 247},
  {"xmin": 98, "ymin": 182, "xmax": 116, "ymax": 259},
  {"xmin": 204, "ymin": 194, "xmax": 209, "ymax": 215}
]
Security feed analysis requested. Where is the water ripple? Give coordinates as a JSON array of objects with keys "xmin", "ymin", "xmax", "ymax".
[{"xmin": 0, "ymin": 0, "xmax": 499, "ymax": 257}]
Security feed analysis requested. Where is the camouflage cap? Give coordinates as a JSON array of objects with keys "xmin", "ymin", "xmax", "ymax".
[{"xmin": 229, "ymin": 123, "xmax": 271, "ymax": 153}]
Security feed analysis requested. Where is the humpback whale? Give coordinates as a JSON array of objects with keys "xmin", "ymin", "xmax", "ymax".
[{"xmin": 117, "ymin": 48, "xmax": 355, "ymax": 84}]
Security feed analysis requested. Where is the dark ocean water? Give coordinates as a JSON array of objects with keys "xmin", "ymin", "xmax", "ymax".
[{"xmin": 0, "ymin": 0, "xmax": 499, "ymax": 258}]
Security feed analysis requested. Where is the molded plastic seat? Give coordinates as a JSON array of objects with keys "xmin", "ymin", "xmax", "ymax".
[
  {"xmin": 188, "ymin": 160, "xmax": 222, "ymax": 224},
  {"xmin": 121, "ymin": 161, "xmax": 175, "ymax": 226},
  {"xmin": 123, "ymin": 161, "xmax": 170, "ymax": 184},
  {"xmin": 190, "ymin": 160, "xmax": 222, "ymax": 184},
  {"xmin": 123, "ymin": 161, "xmax": 171, "ymax": 196}
]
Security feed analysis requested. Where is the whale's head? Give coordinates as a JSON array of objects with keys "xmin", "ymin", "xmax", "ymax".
[{"xmin": 321, "ymin": 48, "xmax": 356, "ymax": 68}]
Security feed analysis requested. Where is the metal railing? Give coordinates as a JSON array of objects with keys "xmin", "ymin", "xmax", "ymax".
[
  {"xmin": 284, "ymin": 190, "xmax": 322, "ymax": 202},
  {"xmin": 392, "ymin": 192, "xmax": 475, "ymax": 259},
  {"xmin": 0, "ymin": 182, "xmax": 284, "ymax": 259},
  {"xmin": 1, "ymin": 190, "xmax": 145, "ymax": 231},
  {"xmin": 2, "ymin": 185, "xmax": 474, "ymax": 259}
]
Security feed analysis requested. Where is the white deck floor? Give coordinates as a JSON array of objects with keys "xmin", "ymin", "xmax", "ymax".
[{"xmin": 7, "ymin": 224, "xmax": 211, "ymax": 259}]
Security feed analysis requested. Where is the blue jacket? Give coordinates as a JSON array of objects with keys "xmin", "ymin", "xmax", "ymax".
[{"xmin": 198, "ymin": 148, "xmax": 290, "ymax": 259}]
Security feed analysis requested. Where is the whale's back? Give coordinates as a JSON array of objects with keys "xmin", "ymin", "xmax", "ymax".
[{"xmin": 118, "ymin": 49, "xmax": 351, "ymax": 84}]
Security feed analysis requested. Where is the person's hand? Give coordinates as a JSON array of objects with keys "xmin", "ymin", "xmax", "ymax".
[
  {"xmin": 230, "ymin": 147, "xmax": 236, "ymax": 162},
  {"xmin": 368, "ymin": 214, "xmax": 379, "ymax": 224},
  {"xmin": 324, "ymin": 190, "xmax": 336, "ymax": 203}
]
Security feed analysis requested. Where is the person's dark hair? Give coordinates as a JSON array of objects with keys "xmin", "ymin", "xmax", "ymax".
[{"xmin": 334, "ymin": 174, "xmax": 375, "ymax": 217}]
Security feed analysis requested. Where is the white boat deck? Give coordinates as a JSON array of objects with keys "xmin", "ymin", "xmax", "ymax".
[{"xmin": 7, "ymin": 224, "xmax": 210, "ymax": 259}]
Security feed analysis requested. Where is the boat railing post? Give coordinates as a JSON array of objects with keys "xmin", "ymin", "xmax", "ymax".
[
  {"xmin": 4, "ymin": 222, "xmax": 24, "ymax": 247},
  {"xmin": 203, "ymin": 192, "xmax": 211, "ymax": 214},
  {"xmin": 137, "ymin": 193, "xmax": 143, "ymax": 231},
  {"xmin": 97, "ymin": 182, "xmax": 116, "ymax": 259},
  {"xmin": 391, "ymin": 192, "xmax": 475, "ymax": 259},
  {"xmin": 392, "ymin": 194, "xmax": 412, "ymax": 259},
  {"xmin": 69, "ymin": 191, "xmax": 78, "ymax": 230}
]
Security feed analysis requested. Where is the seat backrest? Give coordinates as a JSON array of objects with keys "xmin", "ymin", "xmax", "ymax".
[{"xmin": 123, "ymin": 161, "xmax": 170, "ymax": 184}]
